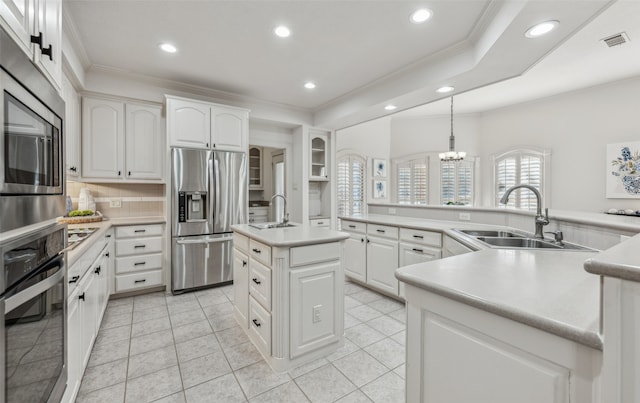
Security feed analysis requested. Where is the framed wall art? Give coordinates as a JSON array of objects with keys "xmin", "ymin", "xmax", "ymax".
[
  {"xmin": 607, "ymin": 141, "xmax": 640, "ymax": 198},
  {"xmin": 373, "ymin": 180, "xmax": 387, "ymax": 199},
  {"xmin": 373, "ymin": 158, "xmax": 387, "ymax": 178}
]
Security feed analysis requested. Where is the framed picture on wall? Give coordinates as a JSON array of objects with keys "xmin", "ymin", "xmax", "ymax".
[
  {"xmin": 373, "ymin": 158, "xmax": 387, "ymax": 178},
  {"xmin": 607, "ymin": 141, "xmax": 640, "ymax": 198},
  {"xmin": 373, "ymin": 180, "xmax": 387, "ymax": 199}
]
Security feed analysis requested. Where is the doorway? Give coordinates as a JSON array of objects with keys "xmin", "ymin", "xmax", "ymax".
[{"xmin": 271, "ymin": 150, "xmax": 285, "ymax": 222}]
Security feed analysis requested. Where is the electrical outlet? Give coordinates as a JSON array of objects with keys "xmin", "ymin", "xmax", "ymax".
[
  {"xmin": 388, "ymin": 208, "xmax": 396, "ymax": 215},
  {"xmin": 110, "ymin": 198, "xmax": 122, "ymax": 208},
  {"xmin": 313, "ymin": 305, "xmax": 322, "ymax": 323},
  {"xmin": 459, "ymin": 212, "xmax": 471, "ymax": 221}
]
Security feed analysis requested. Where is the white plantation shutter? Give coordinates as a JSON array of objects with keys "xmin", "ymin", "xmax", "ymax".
[
  {"xmin": 495, "ymin": 151, "xmax": 544, "ymax": 211},
  {"xmin": 441, "ymin": 160, "xmax": 474, "ymax": 205},
  {"xmin": 396, "ymin": 158, "xmax": 428, "ymax": 205},
  {"xmin": 337, "ymin": 154, "xmax": 365, "ymax": 218}
]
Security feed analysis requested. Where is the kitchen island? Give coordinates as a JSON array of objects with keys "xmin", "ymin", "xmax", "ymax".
[{"xmin": 231, "ymin": 223, "xmax": 349, "ymax": 372}]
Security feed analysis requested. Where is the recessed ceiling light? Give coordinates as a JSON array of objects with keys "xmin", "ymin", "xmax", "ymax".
[
  {"xmin": 410, "ymin": 8, "xmax": 432, "ymax": 24},
  {"xmin": 436, "ymin": 86, "xmax": 455, "ymax": 93},
  {"xmin": 525, "ymin": 20, "xmax": 559, "ymax": 38},
  {"xmin": 274, "ymin": 25, "xmax": 291, "ymax": 38},
  {"xmin": 384, "ymin": 104, "xmax": 397, "ymax": 111},
  {"xmin": 159, "ymin": 43, "xmax": 177, "ymax": 53},
  {"xmin": 304, "ymin": 82, "xmax": 316, "ymax": 89}
]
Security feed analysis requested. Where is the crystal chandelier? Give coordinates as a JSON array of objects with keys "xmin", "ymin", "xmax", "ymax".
[{"xmin": 439, "ymin": 96, "xmax": 466, "ymax": 161}]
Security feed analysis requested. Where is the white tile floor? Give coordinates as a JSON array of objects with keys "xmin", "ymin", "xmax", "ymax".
[{"xmin": 74, "ymin": 280, "xmax": 406, "ymax": 403}]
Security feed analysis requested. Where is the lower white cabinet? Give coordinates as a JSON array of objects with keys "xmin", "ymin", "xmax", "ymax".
[
  {"xmin": 343, "ymin": 233, "xmax": 366, "ymax": 282},
  {"xmin": 404, "ymin": 285, "xmax": 601, "ymax": 403},
  {"xmin": 366, "ymin": 236, "xmax": 399, "ymax": 296},
  {"xmin": 114, "ymin": 224, "xmax": 165, "ymax": 293},
  {"xmin": 64, "ymin": 233, "xmax": 112, "ymax": 403},
  {"xmin": 398, "ymin": 242, "xmax": 441, "ymax": 298},
  {"xmin": 233, "ymin": 248, "xmax": 249, "ymax": 327}
]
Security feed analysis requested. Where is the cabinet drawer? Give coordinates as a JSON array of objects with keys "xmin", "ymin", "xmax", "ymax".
[
  {"xmin": 249, "ymin": 297, "xmax": 271, "ymax": 355},
  {"xmin": 234, "ymin": 232, "xmax": 249, "ymax": 254},
  {"xmin": 115, "ymin": 269, "xmax": 163, "ymax": 292},
  {"xmin": 116, "ymin": 237, "xmax": 163, "ymax": 256},
  {"xmin": 400, "ymin": 227, "xmax": 442, "ymax": 247},
  {"xmin": 309, "ymin": 218, "xmax": 329, "ymax": 228},
  {"xmin": 116, "ymin": 253, "xmax": 163, "ymax": 274},
  {"xmin": 249, "ymin": 259, "xmax": 271, "ymax": 310},
  {"xmin": 367, "ymin": 224, "xmax": 399, "ymax": 240},
  {"xmin": 290, "ymin": 242, "xmax": 341, "ymax": 267},
  {"xmin": 115, "ymin": 224, "xmax": 163, "ymax": 238},
  {"xmin": 249, "ymin": 239, "xmax": 271, "ymax": 266},
  {"xmin": 341, "ymin": 220, "xmax": 365, "ymax": 234}
]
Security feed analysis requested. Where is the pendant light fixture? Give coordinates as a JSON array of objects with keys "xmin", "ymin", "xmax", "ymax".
[{"xmin": 439, "ymin": 96, "xmax": 466, "ymax": 161}]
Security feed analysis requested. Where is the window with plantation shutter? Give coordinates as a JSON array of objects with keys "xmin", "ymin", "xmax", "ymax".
[
  {"xmin": 395, "ymin": 157, "xmax": 428, "ymax": 205},
  {"xmin": 441, "ymin": 160, "xmax": 474, "ymax": 205},
  {"xmin": 495, "ymin": 150, "xmax": 547, "ymax": 211},
  {"xmin": 337, "ymin": 154, "xmax": 366, "ymax": 218}
]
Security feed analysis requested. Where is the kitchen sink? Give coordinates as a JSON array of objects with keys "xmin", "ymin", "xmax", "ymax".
[
  {"xmin": 476, "ymin": 237, "xmax": 562, "ymax": 249},
  {"xmin": 249, "ymin": 222, "xmax": 296, "ymax": 230},
  {"xmin": 459, "ymin": 230, "xmax": 524, "ymax": 238}
]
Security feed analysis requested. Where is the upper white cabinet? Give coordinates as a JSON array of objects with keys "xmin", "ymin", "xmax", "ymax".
[
  {"xmin": 309, "ymin": 132, "xmax": 328, "ymax": 181},
  {"xmin": 166, "ymin": 95, "xmax": 248, "ymax": 152},
  {"xmin": 82, "ymin": 95, "xmax": 163, "ymax": 181},
  {"xmin": 249, "ymin": 146, "xmax": 263, "ymax": 189},
  {"xmin": 0, "ymin": 0, "xmax": 62, "ymax": 89},
  {"xmin": 62, "ymin": 74, "xmax": 80, "ymax": 177}
]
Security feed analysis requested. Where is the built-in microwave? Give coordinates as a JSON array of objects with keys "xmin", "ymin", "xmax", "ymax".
[{"xmin": 0, "ymin": 26, "xmax": 65, "ymax": 233}]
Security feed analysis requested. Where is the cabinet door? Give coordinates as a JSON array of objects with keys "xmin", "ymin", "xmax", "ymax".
[
  {"xmin": 290, "ymin": 260, "xmax": 342, "ymax": 358},
  {"xmin": 248, "ymin": 146, "xmax": 263, "ymax": 189},
  {"xmin": 211, "ymin": 107, "xmax": 246, "ymax": 152},
  {"xmin": 344, "ymin": 233, "xmax": 366, "ymax": 282},
  {"xmin": 0, "ymin": 0, "xmax": 34, "ymax": 53},
  {"xmin": 309, "ymin": 133, "xmax": 328, "ymax": 180},
  {"xmin": 79, "ymin": 272, "xmax": 97, "ymax": 368},
  {"xmin": 33, "ymin": 0, "xmax": 61, "ymax": 89},
  {"xmin": 398, "ymin": 242, "xmax": 440, "ymax": 298},
  {"xmin": 366, "ymin": 236, "xmax": 399, "ymax": 296},
  {"xmin": 233, "ymin": 249, "xmax": 249, "ymax": 328},
  {"xmin": 167, "ymin": 98, "xmax": 210, "ymax": 149},
  {"xmin": 65, "ymin": 293, "xmax": 82, "ymax": 402},
  {"xmin": 94, "ymin": 252, "xmax": 109, "ymax": 328},
  {"xmin": 82, "ymin": 97, "xmax": 124, "ymax": 178},
  {"xmin": 125, "ymin": 103, "xmax": 163, "ymax": 180},
  {"xmin": 62, "ymin": 75, "xmax": 80, "ymax": 177}
]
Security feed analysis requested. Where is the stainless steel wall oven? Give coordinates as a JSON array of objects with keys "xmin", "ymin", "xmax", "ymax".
[
  {"xmin": 1, "ymin": 222, "xmax": 66, "ymax": 403},
  {"xmin": 0, "ymin": 26, "xmax": 65, "ymax": 233}
]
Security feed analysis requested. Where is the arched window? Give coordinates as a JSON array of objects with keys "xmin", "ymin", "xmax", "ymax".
[
  {"xmin": 493, "ymin": 148, "xmax": 550, "ymax": 210},
  {"xmin": 337, "ymin": 154, "xmax": 366, "ymax": 217},
  {"xmin": 394, "ymin": 155, "xmax": 428, "ymax": 205},
  {"xmin": 441, "ymin": 159, "xmax": 475, "ymax": 205}
]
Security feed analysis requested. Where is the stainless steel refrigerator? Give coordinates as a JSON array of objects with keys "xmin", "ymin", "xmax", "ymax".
[{"xmin": 171, "ymin": 148, "xmax": 246, "ymax": 294}]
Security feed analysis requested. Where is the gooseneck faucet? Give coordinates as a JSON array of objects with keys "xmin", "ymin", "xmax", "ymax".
[
  {"xmin": 270, "ymin": 194, "xmax": 289, "ymax": 225},
  {"xmin": 499, "ymin": 184, "xmax": 549, "ymax": 239}
]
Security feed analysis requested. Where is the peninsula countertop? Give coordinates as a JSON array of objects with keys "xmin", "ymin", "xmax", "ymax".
[
  {"xmin": 231, "ymin": 223, "xmax": 349, "ymax": 247},
  {"xmin": 342, "ymin": 214, "xmax": 602, "ymax": 350},
  {"xmin": 584, "ymin": 232, "xmax": 640, "ymax": 282}
]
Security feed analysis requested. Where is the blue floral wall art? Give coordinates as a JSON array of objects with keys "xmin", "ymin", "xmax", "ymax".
[{"xmin": 607, "ymin": 142, "xmax": 640, "ymax": 198}]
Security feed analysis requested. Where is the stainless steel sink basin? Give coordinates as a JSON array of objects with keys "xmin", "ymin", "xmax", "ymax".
[
  {"xmin": 476, "ymin": 236, "xmax": 561, "ymax": 249},
  {"xmin": 249, "ymin": 222, "xmax": 296, "ymax": 229},
  {"xmin": 459, "ymin": 230, "xmax": 523, "ymax": 238}
]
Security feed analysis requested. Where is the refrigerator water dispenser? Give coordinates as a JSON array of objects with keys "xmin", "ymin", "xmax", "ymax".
[{"xmin": 178, "ymin": 191, "xmax": 207, "ymax": 222}]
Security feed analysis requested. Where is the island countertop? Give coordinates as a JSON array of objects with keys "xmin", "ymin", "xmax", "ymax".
[
  {"xmin": 584, "ymin": 232, "xmax": 640, "ymax": 282},
  {"xmin": 231, "ymin": 223, "xmax": 349, "ymax": 247}
]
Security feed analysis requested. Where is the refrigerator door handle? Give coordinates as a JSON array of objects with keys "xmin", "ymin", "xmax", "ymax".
[{"xmin": 175, "ymin": 237, "xmax": 231, "ymax": 245}]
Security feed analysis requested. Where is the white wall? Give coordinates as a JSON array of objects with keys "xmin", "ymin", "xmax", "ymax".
[
  {"xmin": 336, "ymin": 117, "xmax": 392, "ymax": 205},
  {"xmin": 478, "ymin": 75, "xmax": 640, "ymax": 212}
]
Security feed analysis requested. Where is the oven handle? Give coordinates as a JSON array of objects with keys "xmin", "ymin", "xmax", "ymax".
[{"xmin": 4, "ymin": 259, "xmax": 64, "ymax": 314}]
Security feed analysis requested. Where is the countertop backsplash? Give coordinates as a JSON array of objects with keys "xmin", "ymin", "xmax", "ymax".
[{"xmin": 66, "ymin": 181, "xmax": 165, "ymax": 218}]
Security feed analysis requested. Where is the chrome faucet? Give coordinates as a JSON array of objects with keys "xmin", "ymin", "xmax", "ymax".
[
  {"xmin": 499, "ymin": 184, "xmax": 549, "ymax": 239},
  {"xmin": 270, "ymin": 194, "xmax": 289, "ymax": 225}
]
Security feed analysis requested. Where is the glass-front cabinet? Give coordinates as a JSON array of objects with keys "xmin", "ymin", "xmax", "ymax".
[
  {"xmin": 249, "ymin": 146, "xmax": 263, "ymax": 189},
  {"xmin": 310, "ymin": 133, "xmax": 328, "ymax": 181}
]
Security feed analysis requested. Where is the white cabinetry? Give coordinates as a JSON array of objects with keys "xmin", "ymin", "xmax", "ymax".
[
  {"xmin": 367, "ymin": 234, "xmax": 399, "ymax": 296},
  {"xmin": 0, "ymin": 0, "xmax": 61, "ymax": 89},
  {"xmin": 114, "ymin": 224, "xmax": 164, "ymax": 293},
  {"xmin": 82, "ymin": 95, "xmax": 163, "ymax": 181},
  {"xmin": 249, "ymin": 146, "xmax": 263, "ymax": 189},
  {"xmin": 404, "ymin": 284, "xmax": 601, "ymax": 403},
  {"xmin": 166, "ymin": 95, "xmax": 248, "ymax": 152},
  {"xmin": 342, "ymin": 221, "xmax": 367, "ymax": 282},
  {"xmin": 64, "ymin": 230, "xmax": 112, "ymax": 403},
  {"xmin": 309, "ymin": 132, "xmax": 328, "ymax": 180},
  {"xmin": 233, "ymin": 230, "xmax": 345, "ymax": 372},
  {"xmin": 61, "ymin": 74, "xmax": 80, "ymax": 177}
]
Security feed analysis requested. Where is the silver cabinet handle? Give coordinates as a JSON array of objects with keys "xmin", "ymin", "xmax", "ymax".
[{"xmin": 176, "ymin": 237, "xmax": 231, "ymax": 245}]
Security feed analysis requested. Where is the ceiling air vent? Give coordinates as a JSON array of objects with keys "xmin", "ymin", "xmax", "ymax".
[{"xmin": 602, "ymin": 32, "xmax": 630, "ymax": 48}]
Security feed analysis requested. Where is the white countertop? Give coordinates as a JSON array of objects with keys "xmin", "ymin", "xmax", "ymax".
[
  {"xmin": 342, "ymin": 213, "xmax": 602, "ymax": 350},
  {"xmin": 232, "ymin": 223, "xmax": 349, "ymax": 247},
  {"xmin": 584, "ymin": 232, "xmax": 640, "ymax": 282}
]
